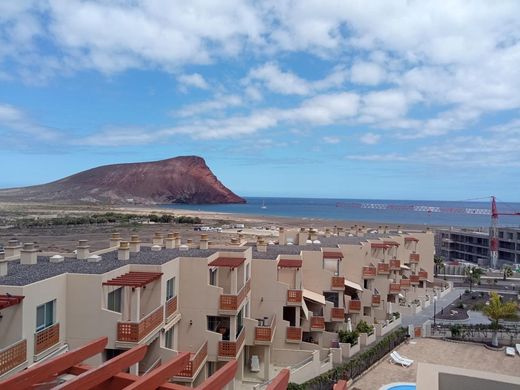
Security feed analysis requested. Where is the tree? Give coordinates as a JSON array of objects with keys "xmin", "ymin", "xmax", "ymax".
[
  {"xmin": 503, "ymin": 266, "xmax": 513, "ymax": 281},
  {"xmin": 482, "ymin": 292, "xmax": 518, "ymax": 347},
  {"xmin": 434, "ymin": 255, "xmax": 444, "ymax": 277},
  {"xmin": 464, "ymin": 266, "xmax": 483, "ymax": 292}
]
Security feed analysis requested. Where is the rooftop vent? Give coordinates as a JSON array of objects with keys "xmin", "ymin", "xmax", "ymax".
[
  {"xmin": 151, "ymin": 245, "xmax": 162, "ymax": 252},
  {"xmin": 50, "ymin": 255, "xmax": 64, "ymax": 263},
  {"xmin": 179, "ymin": 244, "xmax": 189, "ymax": 251},
  {"xmin": 87, "ymin": 255, "xmax": 102, "ymax": 263}
]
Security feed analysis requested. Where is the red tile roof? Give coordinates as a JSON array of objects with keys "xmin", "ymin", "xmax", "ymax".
[
  {"xmin": 384, "ymin": 240, "xmax": 400, "ymax": 246},
  {"xmin": 103, "ymin": 272, "xmax": 163, "ymax": 288},
  {"xmin": 278, "ymin": 259, "xmax": 303, "ymax": 268},
  {"xmin": 208, "ymin": 257, "xmax": 246, "ymax": 268},
  {"xmin": 405, "ymin": 237, "xmax": 419, "ymax": 242},
  {"xmin": 371, "ymin": 242, "xmax": 390, "ymax": 249},
  {"xmin": 0, "ymin": 294, "xmax": 24, "ymax": 309},
  {"xmin": 322, "ymin": 251, "xmax": 343, "ymax": 259}
]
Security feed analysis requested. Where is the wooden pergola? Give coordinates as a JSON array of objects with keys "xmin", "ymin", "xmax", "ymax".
[
  {"xmin": 0, "ymin": 294, "xmax": 24, "ymax": 309},
  {"xmin": 102, "ymin": 272, "xmax": 163, "ymax": 288}
]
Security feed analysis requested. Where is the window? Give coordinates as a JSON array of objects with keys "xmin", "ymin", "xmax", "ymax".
[
  {"xmin": 209, "ymin": 268, "xmax": 217, "ymax": 286},
  {"xmin": 107, "ymin": 288, "xmax": 122, "ymax": 313},
  {"xmin": 165, "ymin": 327, "xmax": 174, "ymax": 349},
  {"xmin": 166, "ymin": 277, "xmax": 176, "ymax": 300},
  {"xmin": 36, "ymin": 300, "xmax": 55, "ymax": 331}
]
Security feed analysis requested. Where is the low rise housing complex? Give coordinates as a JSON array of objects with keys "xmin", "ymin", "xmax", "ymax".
[{"xmin": 0, "ymin": 226, "xmax": 436, "ymax": 387}]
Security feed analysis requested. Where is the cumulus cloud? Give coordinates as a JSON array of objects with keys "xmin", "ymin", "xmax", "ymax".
[
  {"xmin": 359, "ymin": 133, "xmax": 380, "ymax": 145},
  {"xmin": 322, "ymin": 136, "xmax": 341, "ymax": 144},
  {"xmin": 174, "ymin": 95, "xmax": 243, "ymax": 117},
  {"xmin": 350, "ymin": 61, "xmax": 386, "ymax": 85},
  {"xmin": 177, "ymin": 73, "xmax": 209, "ymax": 90}
]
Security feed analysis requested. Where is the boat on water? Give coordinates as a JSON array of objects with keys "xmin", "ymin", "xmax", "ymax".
[{"xmin": 261, "ymin": 200, "xmax": 267, "ymax": 209}]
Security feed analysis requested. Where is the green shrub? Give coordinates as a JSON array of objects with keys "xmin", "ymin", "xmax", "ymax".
[
  {"xmin": 356, "ymin": 320, "xmax": 374, "ymax": 334},
  {"xmin": 392, "ymin": 311, "xmax": 400, "ymax": 319},
  {"xmin": 337, "ymin": 330, "xmax": 359, "ymax": 344}
]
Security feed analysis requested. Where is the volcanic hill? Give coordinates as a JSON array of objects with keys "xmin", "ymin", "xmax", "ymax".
[{"xmin": 0, "ymin": 156, "xmax": 245, "ymax": 205}]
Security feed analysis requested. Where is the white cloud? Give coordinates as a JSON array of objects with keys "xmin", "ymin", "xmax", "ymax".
[
  {"xmin": 174, "ymin": 95, "xmax": 243, "ymax": 117},
  {"xmin": 177, "ymin": 73, "xmax": 209, "ymax": 90},
  {"xmin": 346, "ymin": 153, "xmax": 408, "ymax": 162},
  {"xmin": 322, "ymin": 136, "xmax": 341, "ymax": 144},
  {"xmin": 360, "ymin": 89, "xmax": 409, "ymax": 122},
  {"xmin": 359, "ymin": 133, "xmax": 380, "ymax": 144},
  {"xmin": 0, "ymin": 103, "xmax": 58, "ymax": 141},
  {"xmin": 350, "ymin": 61, "xmax": 386, "ymax": 85}
]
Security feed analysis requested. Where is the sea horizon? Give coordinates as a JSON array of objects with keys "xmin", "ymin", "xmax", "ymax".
[{"xmin": 164, "ymin": 196, "xmax": 520, "ymax": 228}]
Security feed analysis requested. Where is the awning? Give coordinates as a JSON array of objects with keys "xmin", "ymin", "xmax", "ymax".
[
  {"xmin": 400, "ymin": 264, "xmax": 411, "ymax": 270},
  {"xmin": 302, "ymin": 289, "xmax": 326, "ymax": 305},
  {"xmin": 301, "ymin": 299, "xmax": 309, "ymax": 320},
  {"xmin": 344, "ymin": 279, "xmax": 363, "ymax": 291}
]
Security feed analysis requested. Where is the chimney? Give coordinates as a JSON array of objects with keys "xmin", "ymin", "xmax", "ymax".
[
  {"xmin": 200, "ymin": 234, "xmax": 209, "ymax": 250},
  {"xmin": 186, "ymin": 239, "xmax": 193, "ymax": 248},
  {"xmin": 153, "ymin": 232, "xmax": 163, "ymax": 246},
  {"xmin": 174, "ymin": 232, "xmax": 181, "ymax": 247},
  {"xmin": 118, "ymin": 241, "xmax": 130, "ymax": 261},
  {"xmin": 325, "ymin": 228, "xmax": 331, "ymax": 238},
  {"xmin": 76, "ymin": 239, "xmax": 90, "ymax": 260},
  {"xmin": 230, "ymin": 237, "xmax": 240, "ymax": 245},
  {"xmin": 129, "ymin": 235, "xmax": 141, "ymax": 253},
  {"xmin": 309, "ymin": 228, "xmax": 317, "ymax": 241},
  {"xmin": 384, "ymin": 225, "xmax": 388, "ymax": 234},
  {"xmin": 278, "ymin": 227, "xmax": 286, "ymax": 245},
  {"xmin": 378, "ymin": 225, "xmax": 383, "ymax": 234},
  {"xmin": 110, "ymin": 233, "xmax": 121, "ymax": 248},
  {"xmin": 256, "ymin": 236, "xmax": 267, "ymax": 252},
  {"xmin": 337, "ymin": 227, "xmax": 345, "ymax": 237},
  {"xmin": 165, "ymin": 233, "xmax": 175, "ymax": 249},
  {"xmin": 0, "ymin": 251, "xmax": 6, "ymax": 277},
  {"xmin": 4, "ymin": 239, "xmax": 22, "ymax": 258},
  {"xmin": 238, "ymin": 234, "xmax": 244, "ymax": 243},
  {"xmin": 20, "ymin": 243, "xmax": 37, "ymax": 265}
]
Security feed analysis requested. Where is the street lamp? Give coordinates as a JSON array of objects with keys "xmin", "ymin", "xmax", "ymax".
[
  {"xmin": 469, "ymin": 269, "xmax": 473, "ymax": 292},
  {"xmin": 433, "ymin": 295, "xmax": 438, "ymax": 328}
]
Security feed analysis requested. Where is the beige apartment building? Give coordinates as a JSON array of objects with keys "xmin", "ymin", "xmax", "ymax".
[{"xmin": 0, "ymin": 226, "xmax": 435, "ymax": 387}]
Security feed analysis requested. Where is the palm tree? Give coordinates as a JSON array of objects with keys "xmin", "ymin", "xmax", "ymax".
[
  {"xmin": 434, "ymin": 255, "xmax": 444, "ymax": 277},
  {"xmin": 464, "ymin": 266, "xmax": 483, "ymax": 292},
  {"xmin": 503, "ymin": 265, "xmax": 513, "ymax": 281},
  {"xmin": 482, "ymin": 292, "xmax": 518, "ymax": 347}
]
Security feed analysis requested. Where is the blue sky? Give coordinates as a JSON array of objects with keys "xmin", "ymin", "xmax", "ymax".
[{"xmin": 1, "ymin": 1, "xmax": 520, "ymax": 201}]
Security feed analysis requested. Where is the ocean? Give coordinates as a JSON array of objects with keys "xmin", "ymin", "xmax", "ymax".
[{"xmin": 163, "ymin": 197, "xmax": 520, "ymax": 228}]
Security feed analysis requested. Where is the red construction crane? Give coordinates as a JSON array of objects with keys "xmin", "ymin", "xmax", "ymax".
[{"xmin": 336, "ymin": 196, "xmax": 520, "ymax": 268}]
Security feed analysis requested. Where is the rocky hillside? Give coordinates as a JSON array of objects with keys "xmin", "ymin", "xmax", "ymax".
[{"xmin": 0, "ymin": 156, "xmax": 245, "ymax": 204}]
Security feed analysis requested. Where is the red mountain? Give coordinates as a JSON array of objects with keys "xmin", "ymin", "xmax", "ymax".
[{"xmin": 0, "ymin": 156, "xmax": 245, "ymax": 204}]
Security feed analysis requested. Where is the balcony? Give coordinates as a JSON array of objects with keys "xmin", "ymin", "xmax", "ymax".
[
  {"xmin": 409, "ymin": 253, "xmax": 420, "ymax": 263},
  {"xmin": 175, "ymin": 341, "xmax": 208, "ymax": 379},
  {"xmin": 220, "ymin": 279, "xmax": 250, "ymax": 312},
  {"xmin": 254, "ymin": 315, "xmax": 276, "ymax": 344},
  {"xmin": 410, "ymin": 275, "xmax": 420, "ymax": 285},
  {"xmin": 286, "ymin": 327, "xmax": 302, "ymax": 343},
  {"xmin": 419, "ymin": 270, "xmax": 428, "ymax": 280},
  {"xmin": 362, "ymin": 266, "xmax": 376, "ymax": 279},
  {"xmin": 389, "ymin": 283, "xmax": 401, "ymax": 294},
  {"xmin": 377, "ymin": 263, "xmax": 390, "ymax": 275},
  {"xmin": 372, "ymin": 295, "xmax": 381, "ymax": 306},
  {"xmin": 34, "ymin": 323, "xmax": 60, "ymax": 355},
  {"xmin": 310, "ymin": 316, "xmax": 325, "ymax": 331},
  {"xmin": 165, "ymin": 296, "xmax": 178, "ymax": 321},
  {"xmin": 117, "ymin": 306, "xmax": 164, "ymax": 343},
  {"xmin": 389, "ymin": 259, "xmax": 401, "ymax": 270},
  {"xmin": 0, "ymin": 339, "xmax": 27, "ymax": 376},
  {"xmin": 287, "ymin": 289, "xmax": 303, "ymax": 306},
  {"xmin": 400, "ymin": 279, "xmax": 411, "ymax": 289},
  {"xmin": 348, "ymin": 300, "xmax": 361, "ymax": 313},
  {"xmin": 331, "ymin": 276, "xmax": 345, "ymax": 290},
  {"xmin": 218, "ymin": 327, "xmax": 245, "ymax": 359},
  {"xmin": 330, "ymin": 307, "xmax": 345, "ymax": 321}
]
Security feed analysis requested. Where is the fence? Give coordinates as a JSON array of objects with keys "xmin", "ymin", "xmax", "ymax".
[{"xmin": 431, "ymin": 323, "xmax": 520, "ymax": 344}]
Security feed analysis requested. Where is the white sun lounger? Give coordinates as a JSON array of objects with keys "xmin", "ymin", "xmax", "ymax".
[
  {"xmin": 505, "ymin": 347, "xmax": 515, "ymax": 357},
  {"xmin": 393, "ymin": 351, "xmax": 414, "ymax": 365},
  {"xmin": 390, "ymin": 351, "xmax": 413, "ymax": 367},
  {"xmin": 516, "ymin": 344, "xmax": 520, "ymax": 356}
]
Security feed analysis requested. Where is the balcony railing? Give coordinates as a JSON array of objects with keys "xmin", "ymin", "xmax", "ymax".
[
  {"xmin": 331, "ymin": 307, "xmax": 345, "ymax": 321},
  {"xmin": 377, "ymin": 263, "xmax": 390, "ymax": 274},
  {"xmin": 218, "ymin": 327, "xmax": 245, "ymax": 358},
  {"xmin": 220, "ymin": 279, "xmax": 250, "ymax": 311},
  {"xmin": 34, "ymin": 323, "xmax": 60, "ymax": 355},
  {"xmin": 410, "ymin": 275, "xmax": 420, "ymax": 284},
  {"xmin": 400, "ymin": 279, "xmax": 411, "ymax": 288},
  {"xmin": 419, "ymin": 270, "xmax": 428, "ymax": 280},
  {"xmin": 331, "ymin": 276, "xmax": 345, "ymax": 290},
  {"xmin": 287, "ymin": 289, "xmax": 302, "ymax": 305},
  {"xmin": 362, "ymin": 266, "xmax": 376, "ymax": 279},
  {"xmin": 410, "ymin": 253, "xmax": 420, "ymax": 263},
  {"xmin": 348, "ymin": 300, "xmax": 361, "ymax": 313},
  {"xmin": 255, "ymin": 315, "xmax": 276, "ymax": 343},
  {"xmin": 286, "ymin": 327, "xmax": 302, "ymax": 342},
  {"xmin": 389, "ymin": 283, "xmax": 401, "ymax": 294},
  {"xmin": 310, "ymin": 316, "xmax": 325, "ymax": 330},
  {"xmin": 389, "ymin": 259, "xmax": 401, "ymax": 270},
  {"xmin": 165, "ymin": 296, "xmax": 178, "ymax": 320},
  {"xmin": 175, "ymin": 341, "xmax": 208, "ymax": 378},
  {"xmin": 117, "ymin": 306, "xmax": 164, "ymax": 342},
  {"xmin": 372, "ymin": 295, "xmax": 381, "ymax": 306},
  {"xmin": 0, "ymin": 339, "xmax": 26, "ymax": 376}
]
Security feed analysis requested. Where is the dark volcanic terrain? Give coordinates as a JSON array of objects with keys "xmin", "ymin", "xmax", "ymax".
[{"xmin": 0, "ymin": 156, "xmax": 245, "ymax": 205}]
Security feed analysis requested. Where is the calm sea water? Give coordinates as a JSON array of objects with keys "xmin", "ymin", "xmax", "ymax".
[{"xmin": 163, "ymin": 197, "xmax": 520, "ymax": 228}]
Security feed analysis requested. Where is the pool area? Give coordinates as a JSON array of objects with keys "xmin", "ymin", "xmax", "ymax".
[{"xmin": 379, "ymin": 383, "xmax": 416, "ymax": 390}]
